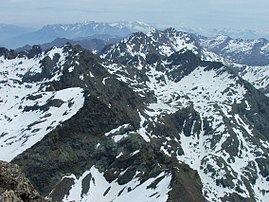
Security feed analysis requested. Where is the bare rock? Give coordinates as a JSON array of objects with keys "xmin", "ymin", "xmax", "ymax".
[{"xmin": 0, "ymin": 161, "xmax": 49, "ymax": 202}]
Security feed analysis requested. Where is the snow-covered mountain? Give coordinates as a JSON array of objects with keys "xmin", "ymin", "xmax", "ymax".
[
  {"xmin": 0, "ymin": 43, "xmax": 204, "ymax": 201},
  {"xmin": 1, "ymin": 28, "xmax": 269, "ymax": 202},
  {"xmin": 199, "ymin": 35, "xmax": 269, "ymax": 66},
  {"xmin": 0, "ymin": 46, "xmax": 85, "ymax": 161},
  {"xmin": 109, "ymin": 21, "xmax": 155, "ymax": 33},
  {"xmin": 0, "ymin": 21, "xmax": 155, "ymax": 49},
  {"xmin": 100, "ymin": 29, "xmax": 269, "ymax": 202},
  {"xmin": 196, "ymin": 34, "xmax": 269, "ymax": 96},
  {"xmin": 209, "ymin": 28, "xmax": 269, "ymax": 40},
  {"xmin": 239, "ymin": 65, "xmax": 269, "ymax": 96}
]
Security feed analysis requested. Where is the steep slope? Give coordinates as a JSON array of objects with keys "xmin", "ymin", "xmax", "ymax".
[
  {"xmin": 0, "ymin": 46, "xmax": 85, "ymax": 161},
  {"xmin": 101, "ymin": 29, "xmax": 269, "ymax": 202},
  {"xmin": 0, "ymin": 44, "xmax": 205, "ymax": 201},
  {"xmin": 239, "ymin": 65, "xmax": 269, "ymax": 96}
]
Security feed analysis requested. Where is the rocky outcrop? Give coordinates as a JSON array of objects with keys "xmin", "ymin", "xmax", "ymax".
[{"xmin": 0, "ymin": 161, "xmax": 49, "ymax": 202}]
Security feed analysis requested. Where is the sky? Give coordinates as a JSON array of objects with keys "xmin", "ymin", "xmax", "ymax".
[{"xmin": 0, "ymin": 0, "xmax": 268, "ymax": 31}]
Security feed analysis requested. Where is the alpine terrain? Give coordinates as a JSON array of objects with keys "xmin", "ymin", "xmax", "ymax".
[
  {"xmin": 198, "ymin": 35, "xmax": 269, "ymax": 96},
  {"xmin": 0, "ymin": 28, "xmax": 269, "ymax": 202}
]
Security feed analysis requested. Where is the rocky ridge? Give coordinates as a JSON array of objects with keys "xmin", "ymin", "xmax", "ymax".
[
  {"xmin": 0, "ymin": 43, "xmax": 204, "ymax": 201},
  {"xmin": 0, "ymin": 161, "xmax": 49, "ymax": 202}
]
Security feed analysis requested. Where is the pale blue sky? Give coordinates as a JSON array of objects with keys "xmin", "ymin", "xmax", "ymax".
[{"xmin": 0, "ymin": 0, "xmax": 268, "ymax": 30}]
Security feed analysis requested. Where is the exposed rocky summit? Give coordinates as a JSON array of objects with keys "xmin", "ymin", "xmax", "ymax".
[{"xmin": 0, "ymin": 161, "xmax": 49, "ymax": 202}]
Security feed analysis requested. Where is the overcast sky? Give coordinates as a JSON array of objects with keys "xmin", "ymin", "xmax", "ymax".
[{"xmin": 0, "ymin": 0, "xmax": 268, "ymax": 31}]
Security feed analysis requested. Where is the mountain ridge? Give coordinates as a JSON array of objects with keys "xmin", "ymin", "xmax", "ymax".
[
  {"xmin": 100, "ymin": 29, "xmax": 269, "ymax": 201},
  {"xmin": 199, "ymin": 34, "xmax": 269, "ymax": 66},
  {"xmin": 0, "ymin": 28, "xmax": 269, "ymax": 201}
]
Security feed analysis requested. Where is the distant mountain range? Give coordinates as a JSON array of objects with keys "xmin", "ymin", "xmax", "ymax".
[
  {"xmin": 198, "ymin": 34, "xmax": 269, "ymax": 66},
  {"xmin": 1, "ymin": 21, "xmax": 269, "ymax": 50},
  {"xmin": 0, "ymin": 21, "xmax": 155, "ymax": 49},
  {"xmin": 176, "ymin": 26, "xmax": 269, "ymax": 40},
  {"xmin": 16, "ymin": 35, "xmax": 122, "ymax": 54}
]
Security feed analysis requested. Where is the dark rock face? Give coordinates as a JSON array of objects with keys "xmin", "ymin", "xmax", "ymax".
[{"xmin": 0, "ymin": 161, "xmax": 49, "ymax": 202}]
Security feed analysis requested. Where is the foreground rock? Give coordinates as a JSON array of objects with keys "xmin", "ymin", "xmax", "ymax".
[{"xmin": 0, "ymin": 161, "xmax": 49, "ymax": 202}]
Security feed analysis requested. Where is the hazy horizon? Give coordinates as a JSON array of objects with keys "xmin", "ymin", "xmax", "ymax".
[{"xmin": 0, "ymin": 0, "xmax": 268, "ymax": 32}]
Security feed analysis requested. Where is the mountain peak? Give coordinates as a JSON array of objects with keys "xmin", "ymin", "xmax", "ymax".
[
  {"xmin": 101, "ymin": 28, "xmax": 201, "ymax": 66},
  {"xmin": 163, "ymin": 27, "xmax": 178, "ymax": 33},
  {"xmin": 215, "ymin": 34, "xmax": 232, "ymax": 41}
]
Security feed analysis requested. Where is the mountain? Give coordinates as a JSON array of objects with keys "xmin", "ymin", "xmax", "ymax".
[
  {"xmin": 199, "ymin": 35, "xmax": 269, "ymax": 66},
  {"xmin": 16, "ymin": 35, "xmax": 121, "ymax": 54},
  {"xmin": 0, "ymin": 21, "xmax": 154, "ymax": 49},
  {"xmin": 108, "ymin": 21, "xmax": 155, "ymax": 33},
  {"xmin": 196, "ymin": 34, "xmax": 269, "ymax": 96},
  {"xmin": 179, "ymin": 26, "xmax": 269, "ymax": 40},
  {"xmin": 210, "ymin": 28, "xmax": 269, "ymax": 40},
  {"xmin": 100, "ymin": 29, "xmax": 269, "ymax": 201},
  {"xmin": 0, "ymin": 44, "xmax": 204, "ymax": 201},
  {"xmin": 0, "ymin": 28, "xmax": 269, "ymax": 202}
]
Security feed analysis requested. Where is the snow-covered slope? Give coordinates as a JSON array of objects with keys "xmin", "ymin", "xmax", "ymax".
[
  {"xmin": 0, "ymin": 47, "xmax": 85, "ymax": 161},
  {"xmin": 196, "ymin": 34, "xmax": 269, "ymax": 97},
  {"xmin": 239, "ymin": 65, "xmax": 269, "ymax": 96},
  {"xmin": 52, "ymin": 166, "xmax": 171, "ymax": 202},
  {"xmin": 101, "ymin": 29, "xmax": 269, "ymax": 202}
]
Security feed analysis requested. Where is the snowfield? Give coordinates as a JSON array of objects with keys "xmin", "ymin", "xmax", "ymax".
[
  {"xmin": 61, "ymin": 166, "xmax": 172, "ymax": 202},
  {"xmin": 0, "ymin": 47, "xmax": 85, "ymax": 161}
]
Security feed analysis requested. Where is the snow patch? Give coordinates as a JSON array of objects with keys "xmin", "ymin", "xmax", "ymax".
[{"xmin": 62, "ymin": 166, "xmax": 172, "ymax": 202}]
